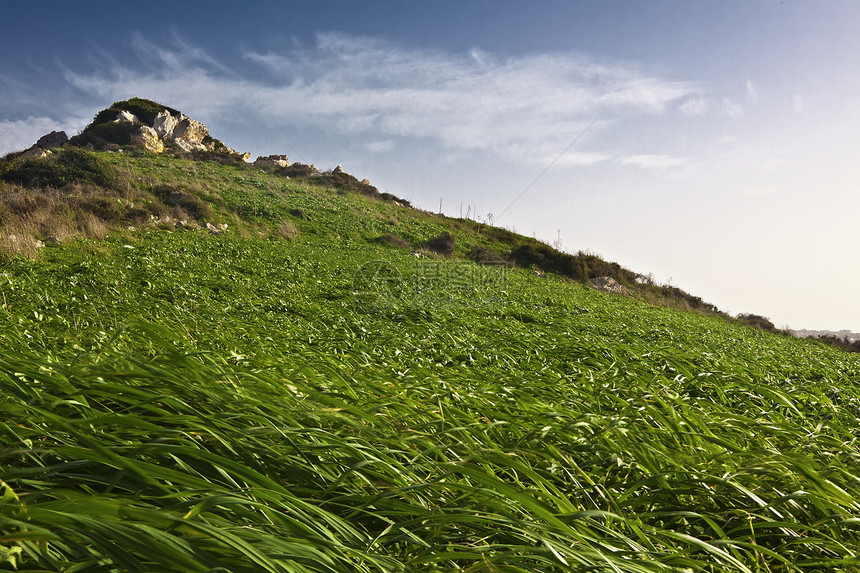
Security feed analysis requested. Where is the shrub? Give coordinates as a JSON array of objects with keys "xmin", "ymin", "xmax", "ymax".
[
  {"xmin": 72, "ymin": 196, "xmax": 124, "ymax": 224},
  {"xmin": 151, "ymin": 184, "xmax": 212, "ymax": 221},
  {"xmin": 68, "ymin": 121, "xmax": 138, "ymax": 150},
  {"xmin": 469, "ymin": 244, "xmax": 504, "ymax": 263},
  {"xmin": 737, "ymin": 313, "xmax": 778, "ymax": 332},
  {"xmin": 0, "ymin": 148, "xmax": 119, "ymax": 190},
  {"xmin": 94, "ymin": 98, "xmax": 181, "ymax": 126},
  {"xmin": 278, "ymin": 163, "xmax": 319, "ymax": 178},
  {"xmin": 379, "ymin": 192, "xmax": 411, "ymax": 207},
  {"xmin": 373, "ymin": 234, "xmax": 411, "ymax": 249},
  {"xmin": 202, "ymin": 135, "xmax": 225, "ymax": 150},
  {"xmin": 186, "ymin": 149, "xmax": 247, "ymax": 166},
  {"xmin": 510, "ymin": 243, "xmax": 588, "ymax": 280},
  {"xmin": 426, "ymin": 231, "xmax": 456, "ymax": 255}
]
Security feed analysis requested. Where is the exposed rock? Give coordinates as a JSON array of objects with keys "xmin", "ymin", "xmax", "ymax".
[
  {"xmin": 333, "ymin": 164, "xmax": 343, "ymax": 174},
  {"xmin": 254, "ymin": 154, "xmax": 289, "ymax": 168},
  {"xmin": 132, "ymin": 126, "xmax": 164, "ymax": 153},
  {"xmin": 206, "ymin": 222, "xmax": 228, "ymax": 235},
  {"xmin": 361, "ymin": 178, "xmax": 371, "ymax": 185},
  {"xmin": 174, "ymin": 139, "xmax": 207, "ymax": 154},
  {"xmin": 153, "ymin": 110, "xmax": 179, "ymax": 139},
  {"xmin": 115, "ymin": 110, "xmax": 139, "ymax": 123},
  {"xmin": 36, "ymin": 130, "xmax": 67, "ymax": 149},
  {"xmin": 20, "ymin": 146, "xmax": 51, "ymax": 159},
  {"xmin": 589, "ymin": 276, "xmax": 628, "ymax": 295},
  {"xmin": 240, "ymin": 152, "xmax": 251, "ymax": 162},
  {"xmin": 173, "ymin": 116, "xmax": 209, "ymax": 144},
  {"xmin": 308, "ymin": 164, "xmax": 319, "ymax": 174}
]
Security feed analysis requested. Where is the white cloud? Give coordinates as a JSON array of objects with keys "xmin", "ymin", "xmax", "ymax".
[
  {"xmin": 62, "ymin": 33, "xmax": 699, "ymax": 165},
  {"xmin": 618, "ymin": 153, "xmax": 689, "ymax": 171},
  {"xmin": 745, "ymin": 79, "xmax": 759, "ymax": 102},
  {"xmin": 0, "ymin": 115, "xmax": 89, "ymax": 155},
  {"xmin": 724, "ymin": 99, "xmax": 744, "ymax": 118},
  {"xmin": 679, "ymin": 97, "xmax": 708, "ymax": 116},
  {"xmin": 366, "ymin": 139, "xmax": 395, "ymax": 152}
]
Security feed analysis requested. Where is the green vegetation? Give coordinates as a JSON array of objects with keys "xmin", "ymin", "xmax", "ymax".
[
  {"xmin": 89, "ymin": 97, "xmax": 182, "ymax": 127},
  {"xmin": 0, "ymin": 147, "xmax": 120, "ymax": 190},
  {"xmin": 2, "ymin": 137, "xmax": 860, "ymax": 571}
]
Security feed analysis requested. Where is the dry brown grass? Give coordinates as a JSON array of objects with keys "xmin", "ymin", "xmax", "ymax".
[
  {"xmin": 0, "ymin": 182, "xmax": 125, "ymax": 255},
  {"xmin": 275, "ymin": 221, "xmax": 300, "ymax": 240}
]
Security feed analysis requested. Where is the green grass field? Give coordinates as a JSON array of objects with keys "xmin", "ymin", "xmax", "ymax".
[{"xmin": 2, "ymin": 150, "xmax": 860, "ymax": 572}]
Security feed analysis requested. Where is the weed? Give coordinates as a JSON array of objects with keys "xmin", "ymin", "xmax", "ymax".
[{"xmin": 425, "ymin": 231, "xmax": 456, "ymax": 255}]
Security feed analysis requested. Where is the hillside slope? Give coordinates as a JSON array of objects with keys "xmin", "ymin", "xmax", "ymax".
[
  {"xmin": 2, "ymin": 100, "xmax": 860, "ymax": 571},
  {"xmin": 1, "ymin": 98, "xmax": 732, "ymax": 318}
]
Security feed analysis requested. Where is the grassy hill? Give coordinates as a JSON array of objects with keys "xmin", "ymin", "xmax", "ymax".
[{"xmin": 2, "ymin": 103, "xmax": 860, "ymax": 571}]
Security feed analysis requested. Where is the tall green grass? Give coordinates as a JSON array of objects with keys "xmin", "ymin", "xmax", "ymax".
[{"xmin": 2, "ymin": 229, "xmax": 860, "ymax": 571}]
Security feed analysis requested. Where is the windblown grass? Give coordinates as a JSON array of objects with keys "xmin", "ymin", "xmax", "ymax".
[{"xmin": 2, "ymin": 231, "xmax": 860, "ymax": 571}]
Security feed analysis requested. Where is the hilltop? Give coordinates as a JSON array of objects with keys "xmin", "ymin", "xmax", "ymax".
[
  {"xmin": 2, "ymin": 99, "xmax": 860, "ymax": 572},
  {"xmin": 3, "ymin": 98, "xmax": 746, "ymax": 321}
]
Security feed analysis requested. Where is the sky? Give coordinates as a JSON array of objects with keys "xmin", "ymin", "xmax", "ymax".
[{"xmin": 2, "ymin": 0, "xmax": 859, "ymax": 331}]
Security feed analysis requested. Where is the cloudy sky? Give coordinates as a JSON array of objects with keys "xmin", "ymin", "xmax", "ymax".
[{"xmin": 3, "ymin": 1, "xmax": 859, "ymax": 331}]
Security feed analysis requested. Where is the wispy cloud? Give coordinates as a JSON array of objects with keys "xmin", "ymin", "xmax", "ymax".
[
  {"xmin": 618, "ymin": 153, "xmax": 689, "ymax": 171},
  {"xmin": 745, "ymin": 79, "xmax": 759, "ymax": 102},
  {"xmin": 679, "ymin": 97, "xmax": 709, "ymax": 116},
  {"xmin": 0, "ymin": 115, "xmax": 91, "ymax": 155},
  {"xmin": 61, "ymin": 32, "xmax": 699, "ymax": 164},
  {"xmin": 723, "ymin": 99, "xmax": 744, "ymax": 118}
]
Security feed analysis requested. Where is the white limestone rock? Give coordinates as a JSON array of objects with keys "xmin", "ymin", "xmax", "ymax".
[
  {"xmin": 153, "ymin": 110, "xmax": 179, "ymax": 139},
  {"xmin": 172, "ymin": 116, "xmax": 209, "ymax": 144},
  {"xmin": 174, "ymin": 138, "xmax": 207, "ymax": 153},
  {"xmin": 254, "ymin": 154, "xmax": 289, "ymax": 168},
  {"xmin": 115, "ymin": 110, "xmax": 139, "ymax": 123},
  {"xmin": 132, "ymin": 126, "xmax": 164, "ymax": 153}
]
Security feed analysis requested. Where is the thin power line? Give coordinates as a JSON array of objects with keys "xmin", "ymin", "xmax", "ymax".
[
  {"xmin": 496, "ymin": 110, "xmax": 605, "ymax": 222},
  {"xmin": 249, "ymin": 108, "xmax": 307, "ymax": 164}
]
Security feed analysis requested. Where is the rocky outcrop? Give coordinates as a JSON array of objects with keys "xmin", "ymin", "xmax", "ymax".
[
  {"xmin": 153, "ymin": 111, "xmax": 208, "ymax": 146},
  {"xmin": 132, "ymin": 126, "xmax": 164, "ymax": 153},
  {"xmin": 36, "ymin": 131, "xmax": 67, "ymax": 149},
  {"xmin": 590, "ymin": 276, "xmax": 628, "ymax": 295},
  {"xmin": 253, "ymin": 154, "xmax": 289, "ymax": 168},
  {"xmin": 206, "ymin": 222, "xmax": 228, "ymax": 235},
  {"xmin": 174, "ymin": 139, "xmax": 207, "ymax": 153},
  {"xmin": 20, "ymin": 146, "xmax": 51, "ymax": 159},
  {"xmin": 173, "ymin": 117, "xmax": 209, "ymax": 144},
  {"xmin": 333, "ymin": 164, "xmax": 343, "ymax": 174},
  {"xmin": 153, "ymin": 110, "xmax": 179, "ymax": 139},
  {"xmin": 149, "ymin": 110, "xmax": 212, "ymax": 154},
  {"xmin": 115, "ymin": 111, "xmax": 139, "ymax": 123}
]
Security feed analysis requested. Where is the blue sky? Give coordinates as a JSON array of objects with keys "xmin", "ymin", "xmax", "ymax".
[{"xmin": 2, "ymin": 1, "xmax": 859, "ymax": 331}]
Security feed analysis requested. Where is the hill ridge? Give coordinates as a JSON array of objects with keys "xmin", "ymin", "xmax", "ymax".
[{"xmin": 0, "ymin": 97, "xmax": 846, "ymax": 348}]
